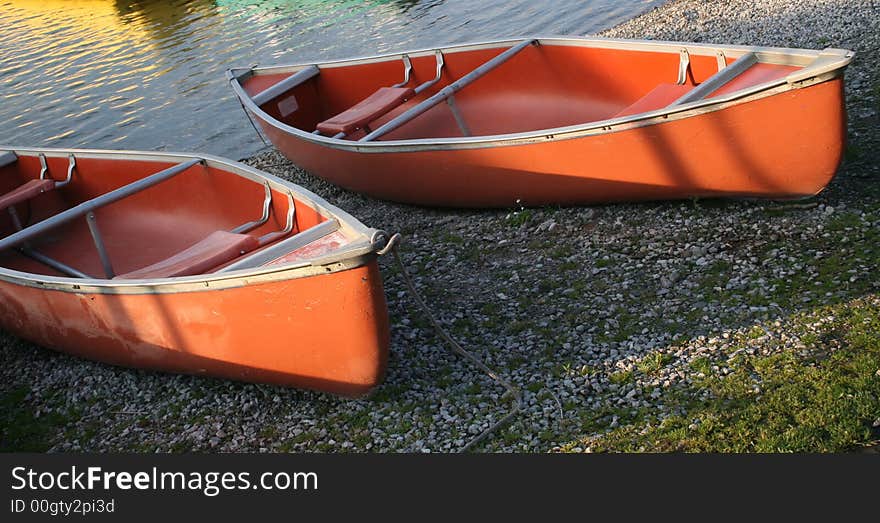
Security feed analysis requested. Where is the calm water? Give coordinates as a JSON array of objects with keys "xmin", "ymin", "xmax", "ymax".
[{"xmin": 0, "ymin": 0, "xmax": 661, "ymax": 159}]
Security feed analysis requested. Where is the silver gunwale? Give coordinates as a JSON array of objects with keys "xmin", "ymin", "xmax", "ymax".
[
  {"xmin": 0, "ymin": 146, "xmax": 384, "ymax": 295},
  {"xmin": 228, "ymin": 36, "xmax": 853, "ymax": 154}
]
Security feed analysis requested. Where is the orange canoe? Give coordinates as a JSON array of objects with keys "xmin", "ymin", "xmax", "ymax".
[
  {"xmin": 228, "ymin": 37, "xmax": 854, "ymax": 208},
  {"xmin": 0, "ymin": 147, "xmax": 390, "ymax": 397}
]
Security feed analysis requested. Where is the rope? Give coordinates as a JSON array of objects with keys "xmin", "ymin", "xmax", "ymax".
[
  {"xmin": 381, "ymin": 233, "xmax": 522, "ymax": 452},
  {"xmin": 234, "ymin": 86, "xmax": 272, "ymax": 150}
]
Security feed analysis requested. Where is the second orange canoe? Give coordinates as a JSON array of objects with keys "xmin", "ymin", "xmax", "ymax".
[{"xmin": 228, "ymin": 37, "xmax": 854, "ymax": 207}]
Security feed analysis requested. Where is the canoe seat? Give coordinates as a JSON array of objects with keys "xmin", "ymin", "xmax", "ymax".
[
  {"xmin": 614, "ymin": 83, "xmax": 694, "ymax": 118},
  {"xmin": 115, "ymin": 231, "xmax": 260, "ymax": 280},
  {"xmin": 317, "ymin": 86, "xmax": 415, "ymax": 135},
  {"xmin": 0, "ymin": 179, "xmax": 56, "ymax": 211}
]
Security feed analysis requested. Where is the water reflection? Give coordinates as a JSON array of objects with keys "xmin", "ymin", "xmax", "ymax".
[
  {"xmin": 0, "ymin": 0, "xmax": 662, "ymax": 158},
  {"xmin": 113, "ymin": 1, "xmax": 220, "ymax": 39}
]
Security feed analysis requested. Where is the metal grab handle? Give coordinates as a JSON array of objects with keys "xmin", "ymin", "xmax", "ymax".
[{"xmin": 360, "ymin": 39, "xmax": 538, "ymax": 142}]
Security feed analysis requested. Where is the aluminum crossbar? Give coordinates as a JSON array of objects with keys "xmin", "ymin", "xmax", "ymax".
[
  {"xmin": 251, "ymin": 65, "xmax": 320, "ymax": 107},
  {"xmin": 360, "ymin": 39, "xmax": 537, "ymax": 142},
  {"xmin": 671, "ymin": 52, "xmax": 758, "ymax": 105}
]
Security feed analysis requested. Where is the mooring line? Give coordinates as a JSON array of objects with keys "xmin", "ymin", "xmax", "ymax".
[
  {"xmin": 234, "ymin": 79, "xmax": 272, "ymax": 150},
  {"xmin": 379, "ymin": 233, "xmax": 522, "ymax": 452}
]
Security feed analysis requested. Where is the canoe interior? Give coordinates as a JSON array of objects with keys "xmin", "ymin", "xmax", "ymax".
[
  {"xmin": 0, "ymin": 154, "xmax": 329, "ymax": 279},
  {"xmin": 243, "ymin": 43, "xmax": 801, "ymax": 141}
]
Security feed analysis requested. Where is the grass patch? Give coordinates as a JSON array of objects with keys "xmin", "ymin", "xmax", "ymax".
[
  {"xmin": 636, "ymin": 352, "xmax": 674, "ymax": 375},
  {"xmin": 506, "ymin": 209, "xmax": 533, "ymax": 228},
  {"xmin": 762, "ymin": 210, "xmax": 878, "ymax": 309},
  {"xmin": 0, "ymin": 386, "xmax": 71, "ymax": 452},
  {"xmin": 689, "ymin": 356, "xmax": 712, "ymax": 376},
  {"xmin": 549, "ymin": 245, "xmax": 574, "ymax": 260},
  {"xmin": 609, "ymin": 370, "xmax": 634, "ymax": 385},
  {"xmin": 565, "ymin": 298, "xmax": 880, "ymax": 452}
]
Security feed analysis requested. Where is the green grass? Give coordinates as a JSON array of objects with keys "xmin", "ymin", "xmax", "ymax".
[
  {"xmin": 506, "ymin": 209, "xmax": 533, "ymax": 227},
  {"xmin": 0, "ymin": 386, "xmax": 71, "ymax": 452},
  {"xmin": 562, "ymin": 298, "xmax": 880, "ymax": 452},
  {"xmin": 674, "ymin": 207, "xmax": 880, "ymax": 338},
  {"xmin": 609, "ymin": 370, "xmax": 634, "ymax": 385},
  {"xmin": 636, "ymin": 351, "xmax": 674, "ymax": 375},
  {"xmin": 689, "ymin": 356, "xmax": 712, "ymax": 376}
]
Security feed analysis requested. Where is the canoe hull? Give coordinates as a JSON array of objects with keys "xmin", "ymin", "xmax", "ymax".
[
  {"xmin": 0, "ymin": 260, "xmax": 390, "ymax": 397},
  {"xmin": 256, "ymin": 77, "xmax": 846, "ymax": 207}
]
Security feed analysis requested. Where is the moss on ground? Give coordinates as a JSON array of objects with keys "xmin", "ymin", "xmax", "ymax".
[
  {"xmin": 561, "ymin": 298, "xmax": 880, "ymax": 452},
  {"xmin": 0, "ymin": 386, "xmax": 72, "ymax": 452}
]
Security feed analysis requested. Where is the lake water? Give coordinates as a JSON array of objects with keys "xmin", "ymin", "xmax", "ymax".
[{"xmin": 0, "ymin": 0, "xmax": 662, "ymax": 159}]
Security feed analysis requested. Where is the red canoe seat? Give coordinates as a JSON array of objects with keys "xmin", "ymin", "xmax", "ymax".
[
  {"xmin": 317, "ymin": 86, "xmax": 415, "ymax": 135},
  {"xmin": 115, "ymin": 230, "xmax": 260, "ymax": 280},
  {"xmin": 0, "ymin": 179, "xmax": 56, "ymax": 211},
  {"xmin": 613, "ymin": 83, "xmax": 694, "ymax": 118}
]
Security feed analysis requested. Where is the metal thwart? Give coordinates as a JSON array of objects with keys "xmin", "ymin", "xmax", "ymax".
[
  {"xmin": 446, "ymin": 95, "xmax": 471, "ymax": 136},
  {"xmin": 360, "ymin": 39, "xmax": 537, "ymax": 142},
  {"xmin": 16, "ymin": 248, "xmax": 91, "ymax": 278},
  {"xmin": 251, "ymin": 65, "xmax": 320, "ymax": 107},
  {"xmin": 218, "ymin": 217, "xmax": 339, "ymax": 273},
  {"xmin": 5, "ymin": 200, "xmax": 91, "ymax": 278},
  {"xmin": 672, "ymin": 52, "xmax": 758, "ymax": 105}
]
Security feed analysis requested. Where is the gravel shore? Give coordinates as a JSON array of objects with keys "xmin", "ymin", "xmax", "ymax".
[{"xmin": 1, "ymin": 0, "xmax": 877, "ymax": 452}]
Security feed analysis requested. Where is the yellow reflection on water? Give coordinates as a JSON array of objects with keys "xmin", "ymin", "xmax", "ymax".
[
  {"xmin": 5, "ymin": 0, "xmax": 219, "ymax": 43},
  {"xmin": 5, "ymin": 1, "xmax": 154, "ymax": 63}
]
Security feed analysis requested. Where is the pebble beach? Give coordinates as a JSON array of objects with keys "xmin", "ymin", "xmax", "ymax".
[{"xmin": 1, "ymin": 0, "xmax": 878, "ymax": 452}]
